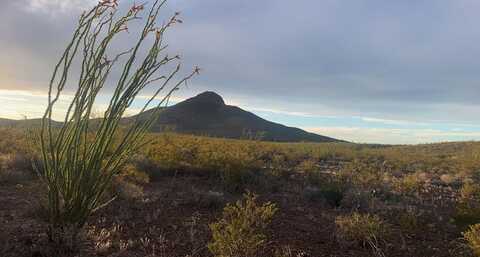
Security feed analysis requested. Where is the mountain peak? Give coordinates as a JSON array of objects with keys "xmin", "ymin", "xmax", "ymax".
[
  {"xmin": 189, "ymin": 91, "xmax": 225, "ymax": 106},
  {"xmin": 145, "ymin": 90, "xmax": 340, "ymax": 142}
]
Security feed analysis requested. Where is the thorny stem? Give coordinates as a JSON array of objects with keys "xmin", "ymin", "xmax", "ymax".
[{"xmin": 36, "ymin": 0, "xmax": 198, "ymax": 236}]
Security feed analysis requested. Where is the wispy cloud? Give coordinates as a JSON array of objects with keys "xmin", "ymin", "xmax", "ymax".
[
  {"xmin": 0, "ymin": 96, "xmax": 29, "ymax": 102},
  {"xmin": 305, "ymin": 126, "xmax": 480, "ymax": 145},
  {"xmin": 247, "ymin": 107, "xmax": 316, "ymax": 118},
  {"xmin": 0, "ymin": 89, "xmax": 73, "ymax": 101},
  {"xmin": 358, "ymin": 117, "xmax": 429, "ymax": 126},
  {"xmin": 0, "ymin": 89, "xmax": 161, "ymax": 120},
  {"xmin": 24, "ymin": 0, "xmax": 96, "ymax": 15}
]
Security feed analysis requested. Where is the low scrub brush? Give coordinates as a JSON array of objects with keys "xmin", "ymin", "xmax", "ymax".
[{"xmin": 208, "ymin": 192, "xmax": 278, "ymax": 257}]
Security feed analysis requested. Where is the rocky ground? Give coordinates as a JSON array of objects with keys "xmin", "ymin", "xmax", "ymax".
[{"xmin": 0, "ymin": 166, "xmax": 471, "ymax": 257}]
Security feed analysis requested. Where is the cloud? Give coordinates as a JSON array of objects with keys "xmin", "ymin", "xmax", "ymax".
[
  {"xmin": 0, "ymin": 96, "xmax": 29, "ymax": 102},
  {"xmin": 2, "ymin": 0, "xmax": 480, "ymax": 144},
  {"xmin": 358, "ymin": 117, "xmax": 429, "ymax": 126},
  {"xmin": 246, "ymin": 107, "xmax": 315, "ymax": 118},
  {"xmin": 24, "ymin": 0, "xmax": 96, "ymax": 15},
  {"xmin": 305, "ymin": 126, "xmax": 480, "ymax": 145}
]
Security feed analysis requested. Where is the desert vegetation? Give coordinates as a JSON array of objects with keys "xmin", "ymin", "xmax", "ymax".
[
  {"xmin": 1, "ymin": 1, "xmax": 480, "ymax": 257},
  {"xmin": 1, "ymin": 128, "xmax": 480, "ymax": 256},
  {"xmin": 2, "ymin": 0, "xmax": 198, "ymax": 255}
]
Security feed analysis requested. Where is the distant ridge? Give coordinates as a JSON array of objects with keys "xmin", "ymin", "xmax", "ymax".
[
  {"xmin": 0, "ymin": 118, "xmax": 61, "ymax": 128},
  {"xmin": 0, "ymin": 91, "xmax": 341, "ymax": 143}
]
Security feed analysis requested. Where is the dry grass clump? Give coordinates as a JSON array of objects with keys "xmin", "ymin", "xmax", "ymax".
[
  {"xmin": 87, "ymin": 224, "xmax": 125, "ymax": 255},
  {"xmin": 269, "ymin": 153, "xmax": 289, "ymax": 177},
  {"xmin": 463, "ymin": 223, "xmax": 480, "ymax": 257},
  {"xmin": 0, "ymin": 153, "xmax": 35, "ymax": 184},
  {"xmin": 340, "ymin": 160, "xmax": 385, "ymax": 190},
  {"xmin": 335, "ymin": 212, "xmax": 390, "ymax": 255},
  {"xmin": 455, "ymin": 182, "xmax": 480, "ymax": 226},
  {"xmin": 120, "ymin": 163, "xmax": 150, "ymax": 184},
  {"xmin": 111, "ymin": 177, "xmax": 145, "ymax": 201},
  {"xmin": 274, "ymin": 246, "xmax": 308, "ymax": 257},
  {"xmin": 0, "ymin": 128, "xmax": 31, "ymax": 154},
  {"xmin": 0, "ymin": 129, "xmax": 38, "ymax": 184},
  {"xmin": 397, "ymin": 207, "xmax": 420, "ymax": 233},
  {"xmin": 296, "ymin": 159, "xmax": 317, "ymax": 174},
  {"xmin": 208, "ymin": 192, "xmax": 278, "ymax": 257},
  {"xmin": 393, "ymin": 173, "xmax": 423, "ymax": 196}
]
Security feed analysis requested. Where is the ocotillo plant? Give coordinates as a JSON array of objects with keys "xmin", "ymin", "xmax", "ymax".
[{"xmin": 36, "ymin": 0, "xmax": 198, "ymax": 245}]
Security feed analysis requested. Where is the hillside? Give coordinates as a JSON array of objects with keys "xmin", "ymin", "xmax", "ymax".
[
  {"xmin": 132, "ymin": 91, "xmax": 339, "ymax": 142},
  {"xmin": 0, "ymin": 118, "xmax": 61, "ymax": 128}
]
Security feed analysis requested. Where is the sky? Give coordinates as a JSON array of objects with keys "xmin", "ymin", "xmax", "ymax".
[{"xmin": 2, "ymin": 0, "xmax": 480, "ymax": 144}]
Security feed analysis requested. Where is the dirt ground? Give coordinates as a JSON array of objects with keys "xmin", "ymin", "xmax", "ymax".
[{"xmin": 0, "ymin": 170, "xmax": 469, "ymax": 257}]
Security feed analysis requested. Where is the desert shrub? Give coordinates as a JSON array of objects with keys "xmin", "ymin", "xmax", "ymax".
[
  {"xmin": 0, "ymin": 169, "xmax": 32, "ymax": 184},
  {"xmin": 340, "ymin": 188, "xmax": 377, "ymax": 211},
  {"xmin": 304, "ymin": 186, "xmax": 344, "ymax": 207},
  {"xmin": 200, "ymin": 144, "xmax": 263, "ymax": 192},
  {"xmin": 133, "ymin": 153, "xmax": 167, "ymax": 181},
  {"xmin": 219, "ymin": 161, "xmax": 258, "ymax": 193},
  {"xmin": 143, "ymin": 134, "xmax": 198, "ymax": 173},
  {"xmin": 320, "ymin": 187, "xmax": 345, "ymax": 207},
  {"xmin": 297, "ymin": 159, "xmax": 317, "ymax": 174},
  {"xmin": 304, "ymin": 175, "xmax": 347, "ymax": 207},
  {"xmin": 120, "ymin": 163, "xmax": 150, "ymax": 184},
  {"xmin": 335, "ymin": 212, "xmax": 390, "ymax": 250},
  {"xmin": 398, "ymin": 208, "xmax": 420, "ymax": 233},
  {"xmin": 0, "ymin": 128, "xmax": 33, "ymax": 155},
  {"xmin": 208, "ymin": 192, "xmax": 278, "ymax": 257},
  {"xmin": 298, "ymin": 159, "xmax": 348, "ymax": 207},
  {"xmin": 460, "ymin": 182, "xmax": 480, "ymax": 202},
  {"xmin": 463, "ymin": 223, "xmax": 480, "ymax": 257},
  {"xmin": 295, "ymin": 159, "xmax": 348, "ymax": 207},
  {"xmin": 0, "ymin": 153, "xmax": 35, "ymax": 184},
  {"xmin": 455, "ymin": 182, "xmax": 480, "ymax": 227},
  {"xmin": 33, "ymin": 0, "xmax": 198, "ymax": 247},
  {"xmin": 305, "ymin": 170, "xmax": 321, "ymax": 187},
  {"xmin": 393, "ymin": 173, "xmax": 423, "ymax": 196},
  {"xmin": 86, "ymin": 223, "xmax": 126, "ymax": 255},
  {"xmin": 270, "ymin": 153, "xmax": 289, "ymax": 177},
  {"xmin": 340, "ymin": 159, "xmax": 385, "ymax": 190},
  {"xmin": 142, "ymin": 134, "xmax": 265, "ymax": 191},
  {"xmin": 8, "ymin": 152, "xmax": 34, "ymax": 172}
]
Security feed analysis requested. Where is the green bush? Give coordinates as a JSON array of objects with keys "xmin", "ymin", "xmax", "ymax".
[
  {"xmin": 219, "ymin": 161, "xmax": 258, "ymax": 193},
  {"xmin": 208, "ymin": 192, "xmax": 278, "ymax": 257},
  {"xmin": 463, "ymin": 223, "xmax": 480, "ymax": 257}
]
